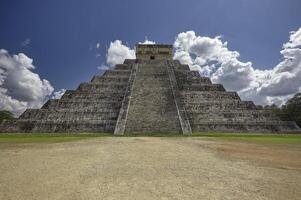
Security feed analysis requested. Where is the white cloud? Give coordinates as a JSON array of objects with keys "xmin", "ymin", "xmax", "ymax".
[
  {"xmin": 51, "ymin": 89, "xmax": 66, "ymax": 99},
  {"xmin": 0, "ymin": 49, "xmax": 54, "ymax": 116},
  {"xmin": 257, "ymin": 31, "xmax": 301, "ymax": 97},
  {"xmin": 283, "ymin": 27, "xmax": 301, "ymax": 49},
  {"xmin": 106, "ymin": 40, "xmax": 135, "ymax": 67},
  {"xmin": 139, "ymin": 39, "xmax": 156, "ymax": 44},
  {"xmin": 173, "ymin": 28, "xmax": 301, "ymax": 106},
  {"xmin": 100, "ymin": 39, "xmax": 157, "ymax": 70},
  {"xmin": 174, "ymin": 31, "xmax": 253, "ymax": 90}
]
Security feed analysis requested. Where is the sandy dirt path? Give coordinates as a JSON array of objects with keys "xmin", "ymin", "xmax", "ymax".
[{"xmin": 0, "ymin": 137, "xmax": 300, "ymax": 200}]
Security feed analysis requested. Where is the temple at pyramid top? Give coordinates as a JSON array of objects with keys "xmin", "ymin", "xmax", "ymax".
[{"xmin": 135, "ymin": 44, "xmax": 173, "ymax": 60}]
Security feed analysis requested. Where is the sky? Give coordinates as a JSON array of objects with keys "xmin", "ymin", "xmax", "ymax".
[{"xmin": 0, "ymin": 0, "xmax": 301, "ymax": 116}]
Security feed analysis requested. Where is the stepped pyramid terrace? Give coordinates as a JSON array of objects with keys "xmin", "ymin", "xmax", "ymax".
[{"xmin": 0, "ymin": 44, "xmax": 300, "ymax": 134}]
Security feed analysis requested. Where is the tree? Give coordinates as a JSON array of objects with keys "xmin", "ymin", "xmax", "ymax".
[
  {"xmin": 280, "ymin": 93, "xmax": 301, "ymax": 127},
  {"xmin": 264, "ymin": 93, "xmax": 301, "ymax": 127},
  {"xmin": 0, "ymin": 111, "xmax": 14, "ymax": 123}
]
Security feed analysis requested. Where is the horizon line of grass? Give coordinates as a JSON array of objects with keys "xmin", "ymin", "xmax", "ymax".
[
  {"xmin": 0, "ymin": 132, "xmax": 300, "ymax": 137},
  {"xmin": 0, "ymin": 132, "xmax": 300, "ymax": 143}
]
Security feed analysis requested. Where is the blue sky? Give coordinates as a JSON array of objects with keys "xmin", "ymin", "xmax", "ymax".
[
  {"xmin": 0, "ymin": 0, "xmax": 301, "ymax": 115},
  {"xmin": 1, "ymin": 0, "xmax": 300, "ymax": 90}
]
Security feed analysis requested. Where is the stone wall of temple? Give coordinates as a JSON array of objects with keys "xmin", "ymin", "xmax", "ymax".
[{"xmin": 135, "ymin": 44, "xmax": 173, "ymax": 60}]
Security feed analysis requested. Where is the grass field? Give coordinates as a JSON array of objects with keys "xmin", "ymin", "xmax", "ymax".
[
  {"xmin": 192, "ymin": 132, "xmax": 301, "ymax": 143},
  {"xmin": 0, "ymin": 133, "xmax": 107, "ymax": 143},
  {"xmin": 0, "ymin": 132, "xmax": 300, "ymax": 143}
]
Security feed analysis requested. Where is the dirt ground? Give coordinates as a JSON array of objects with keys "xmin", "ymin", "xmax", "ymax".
[{"xmin": 0, "ymin": 137, "xmax": 300, "ymax": 200}]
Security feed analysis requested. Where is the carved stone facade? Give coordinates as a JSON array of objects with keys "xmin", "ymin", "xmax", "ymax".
[
  {"xmin": 0, "ymin": 44, "xmax": 300, "ymax": 134},
  {"xmin": 135, "ymin": 44, "xmax": 173, "ymax": 60}
]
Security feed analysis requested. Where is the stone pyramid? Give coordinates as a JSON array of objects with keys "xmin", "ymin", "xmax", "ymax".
[{"xmin": 0, "ymin": 44, "xmax": 300, "ymax": 134}]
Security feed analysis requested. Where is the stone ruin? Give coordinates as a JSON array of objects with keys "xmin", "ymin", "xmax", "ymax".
[{"xmin": 0, "ymin": 44, "xmax": 300, "ymax": 134}]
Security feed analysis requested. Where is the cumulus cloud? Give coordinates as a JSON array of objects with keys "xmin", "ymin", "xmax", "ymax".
[
  {"xmin": 0, "ymin": 49, "xmax": 54, "ymax": 116},
  {"xmin": 51, "ymin": 89, "xmax": 66, "ymax": 99},
  {"xmin": 173, "ymin": 28, "xmax": 301, "ymax": 106},
  {"xmin": 97, "ymin": 40, "xmax": 135, "ymax": 70},
  {"xmin": 257, "ymin": 28, "xmax": 301, "ymax": 98},
  {"xmin": 283, "ymin": 28, "xmax": 301, "ymax": 49},
  {"xmin": 100, "ymin": 39, "xmax": 156, "ymax": 70},
  {"xmin": 174, "ymin": 31, "xmax": 254, "ymax": 91},
  {"xmin": 106, "ymin": 40, "xmax": 135, "ymax": 67}
]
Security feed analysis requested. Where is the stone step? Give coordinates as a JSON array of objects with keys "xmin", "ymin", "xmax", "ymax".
[
  {"xmin": 179, "ymin": 84, "xmax": 225, "ymax": 91},
  {"xmin": 114, "ymin": 64, "xmax": 132, "ymax": 70},
  {"xmin": 63, "ymin": 90, "xmax": 124, "ymax": 95},
  {"xmin": 190, "ymin": 117, "xmax": 277, "ymax": 124},
  {"xmin": 77, "ymin": 83, "xmax": 127, "ymax": 92},
  {"xmin": 192, "ymin": 120, "xmax": 294, "ymax": 125},
  {"xmin": 172, "ymin": 73, "xmax": 212, "ymax": 84},
  {"xmin": 103, "ymin": 70, "xmax": 131, "ymax": 76},
  {"xmin": 42, "ymin": 99, "xmax": 122, "ymax": 109},
  {"xmin": 133, "ymin": 80, "xmax": 171, "ymax": 87},
  {"xmin": 91, "ymin": 76, "xmax": 129, "ymax": 84},
  {"xmin": 184, "ymin": 101, "xmax": 256, "ymax": 111},
  {"xmin": 50, "ymin": 98, "xmax": 122, "ymax": 105},
  {"xmin": 0, "ymin": 119, "xmax": 116, "ymax": 133},
  {"xmin": 60, "ymin": 90, "xmax": 124, "ymax": 100},
  {"xmin": 126, "ymin": 115, "xmax": 181, "ymax": 123},
  {"xmin": 22, "ymin": 108, "xmax": 121, "ymax": 115},
  {"xmin": 20, "ymin": 109, "xmax": 119, "ymax": 121},
  {"xmin": 173, "ymin": 64, "xmax": 190, "ymax": 71},
  {"xmin": 189, "ymin": 78, "xmax": 212, "ymax": 84},
  {"xmin": 41, "ymin": 102, "xmax": 120, "ymax": 112},
  {"xmin": 125, "ymin": 125, "xmax": 182, "ymax": 134},
  {"xmin": 181, "ymin": 91, "xmax": 241, "ymax": 100},
  {"xmin": 92, "ymin": 72, "xmax": 129, "ymax": 79},
  {"xmin": 188, "ymin": 110, "xmax": 277, "ymax": 121},
  {"xmin": 175, "ymin": 70, "xmax": 200, "ymax": 77},
  {"xmin": 124, "ymin": 61, "xmax": 183, "ymax": 134},
  {"xmin": 191, "ymin": 121, "xmax": 300, "ymax": 133}
]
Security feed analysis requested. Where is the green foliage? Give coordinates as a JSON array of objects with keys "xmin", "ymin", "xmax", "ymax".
[
  {"xmin": 1, "ymin": 133, "xmax": 300, "ymax": 143},
  {"xmin": 192, "ymin": 132, "xmax": 301, "ymax": 142},
  {"xmin": 0, "ymin": 110, "xmax": 14, "ymax": 123},
  {"xmin": 0, "ymin": 133, "xmax": 111, "ymax": 143},
  {"xmin": 281, "ymin": 93, "xmax": 301, "ymax": 127},
  {"xmin": 269, "ymin": 93, "xmax": 301, "ymax": 127}
]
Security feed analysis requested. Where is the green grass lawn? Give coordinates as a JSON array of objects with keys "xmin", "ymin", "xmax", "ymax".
[
  {"xmin": 0, "ymin": 133, "xmax": 110, "ymax": 143},
  {"xmin": 0, "ymin": 132, "xmax": 300, "ymax": 143},
  {"xmin": 192, "ymin": 132, "xmax": 301, "ymax": 143}
]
